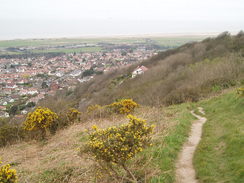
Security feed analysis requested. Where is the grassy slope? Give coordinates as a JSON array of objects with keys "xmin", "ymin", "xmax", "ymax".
[
  {"xmin": 2, "ymin": 90, "xmax": 243, "ymax": 182},
  {"xmin": 194, "ymin": 91, "xmax": 244, "ymax": 183},
  {"xmin": 0, "ymin": 104, "xmax": 195, "ymax": 183},
  {"xmin": 148, "ymin": 103, "xmax": 195, "ymax": 183}
]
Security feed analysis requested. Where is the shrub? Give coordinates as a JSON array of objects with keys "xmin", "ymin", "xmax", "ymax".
[
  {"xmin": 237, "ymin": 87, "xmax": 244, "ymax": 96},
  {"xmin": 0, "ymin": 158, "xmax": 17, "ymax": 183},
  {"xmin": 83, "ymin": 115, "xmax": 154, "ymax": 182},
  {"xmin": 66, "ymin": 108, "xmax": 81, "ymax": 123},
  {"xmin": 86, "ymin": 104, "xmax": 106, "ymax": 119},
  {"xmin": 107, "ymin": 99, "xmax": 139, "ymax": 114},
  {"xmin": 0, "ymin": 125, "xmax": 24, "ymax": 147},
  {"xmin": 23, "ymin": 107, "xmax": 58, "ymax": 139},
  {"xmin": 87, "ymin": 104, "xmax": 102, "ymax": 114}
]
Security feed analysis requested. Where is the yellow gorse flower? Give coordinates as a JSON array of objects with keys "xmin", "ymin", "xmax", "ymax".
[
  {"xmin": 106, "ymin": 99, "xmax": 139, "ymax": 114},
  {"xmin": 66, "ymin": 108, "xmax": 81, "ymax": 122},
  {"xmin": 23, "ymin": 107, "xmax": 58, "ymax": 131},
  {"xmin": 0, "ymin": 158, "xmax": 18, "ymax": 183},
  {"xmin": 237, "ymin": 87, "xmax": 244, "ymax": 96},
  {"xmin": 87, "ymin": 104, "xmax": 102, "ymax": 113},
  {"xmin": 84, "ymin": 115, "xmax": 154, "ymax": 165}
]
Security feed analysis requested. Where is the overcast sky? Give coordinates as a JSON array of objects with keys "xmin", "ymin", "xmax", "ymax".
[{"xmin": 0, "ymin": 0, "xmax": 243, "ymax": 40}]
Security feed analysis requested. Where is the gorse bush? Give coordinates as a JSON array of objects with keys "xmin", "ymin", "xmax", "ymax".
[
  {"xmin": 85, "ymin": 99, "xmax": 139, "ymax": 120},
  {"xmin": 49, "ymin": 109, "xmax": 80, "ymax": 135},
  {"xmin": 237, "ymin": 87, "xmax": 244, "ymax": 96},
  {"xmin": 87, "ymin": 104, "xmax": 102, "ymax": 114},
  {"xmin": 66, "ymin": 108, "xmax": 81, "ymax": 123},
  {"xmin": 83, "ymin": 115, "xmax": 154, "ymax": 182},
  {"xmin": 0, "ymin": 158, "xmax": 17, "ymax": 183},
  {"xmin": 23, "ymin": 107, "xmax": 58, "ymax": 139},
  {"xmin": 107, "ymin": 99, "xmax": 139, "ymax": 114},
  {"xmin": 86, "ymin": 104, "xmax": 106, "ymax": 119}
]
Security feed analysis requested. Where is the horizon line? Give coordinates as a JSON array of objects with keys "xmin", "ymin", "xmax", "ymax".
[{"xmin": 0, "ymin": 31, "xmax": 230, "ymax": 41}]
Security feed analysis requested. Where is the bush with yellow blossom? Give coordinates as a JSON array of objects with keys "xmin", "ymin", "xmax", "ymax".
[
  {"xmin": 86, "ymin": 104, "xmax": 105, "ymax": 118},
  {"xmin": 23, "ymin": 107, "xmax": 58, "ymax": 139},
  {"xmin": 107, "ymin": 99, "xmax": 139, "ymax": 114},
  {"xmin": 83, "ymin": 115, "xmax": 154, "ymax": 182},
  {"xmin": 237, "ymin": 87, "xmax": 244, "ymax": 96},
  {"xmin": 87, "ymin": 104, "xmax": 102, "ymax": 114},
  {"xmin": 0, "ymin": 158, "xmax": 17, "ymax": 183},
  {"xmin": 66, "ymin": 108, "xmax": 81, "ymax": 123}
]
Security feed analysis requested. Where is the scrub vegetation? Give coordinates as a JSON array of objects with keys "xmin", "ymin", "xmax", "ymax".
[{"xmin": 0, "ymin": 32, "xmax": 243, "ymax": 182}]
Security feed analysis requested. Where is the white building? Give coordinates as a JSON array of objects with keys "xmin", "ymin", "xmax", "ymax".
[{"xmin": 132, "ymin": 65, "xmax": 149, "ymax": 78}]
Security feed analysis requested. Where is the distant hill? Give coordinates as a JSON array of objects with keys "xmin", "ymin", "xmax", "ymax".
[{"xmin": 39, "ymin": 31, "xmax": 244, "ymax": 112}]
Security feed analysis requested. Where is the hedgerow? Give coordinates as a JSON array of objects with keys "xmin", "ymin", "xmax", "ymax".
[{"xmin": 82, "ymin": 115, "xmax": 154, "ymax": 182}]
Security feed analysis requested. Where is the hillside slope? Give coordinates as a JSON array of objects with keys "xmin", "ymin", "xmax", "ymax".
[
  {"xmin": 1, "ymin": 32, "xmax": 243, "ymax": 183},
  {"xmin": 0, "ymin": 105, "xmax": 195, "ymax": 183},
  {"xmin": 194, "ymin": 91, "xmax": 244, "ymax": 183},
  {"xmin": 39, "ymin": 32, "xmax": 244, "ymax": 113}
]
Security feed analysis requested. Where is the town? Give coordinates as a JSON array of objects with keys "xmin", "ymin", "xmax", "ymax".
[{"xmin": 0, "ymin": 49, "xmax": 156, "ymax": 118}]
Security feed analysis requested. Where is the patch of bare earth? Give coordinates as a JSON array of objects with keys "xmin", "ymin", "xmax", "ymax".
[{"xmin": 175, "ymin": 107, "xmax": 206, "ymax": 183}]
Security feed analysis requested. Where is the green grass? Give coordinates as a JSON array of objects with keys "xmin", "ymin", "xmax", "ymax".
[
  {"xmin": 0, "ymin": 36, "xmax": 208, "ymax": 56},
  {"xmin": 0, "ymin": 38, "xmax": 103, "ymax": 48},
  {"xmin": 194, "ymin": 91, "xmax": 244, "ymax": 183},
  {"xmin": 150, "ymin": 36, "xmax": 207, "ymax": 47},
  {"xmin": 141, "ymin": 103, "xmax": 195, "ymax": 183},
  {"xmin": 32, "ymin": 46, "xmax": 103, "ymax": 53},
  {"xmin": 38, "ymin": 166, "xmax": 75, "ymax": 183},
  {"xmin": 0, "ymin": 36, "xmax": 207, "ymax": 54}
]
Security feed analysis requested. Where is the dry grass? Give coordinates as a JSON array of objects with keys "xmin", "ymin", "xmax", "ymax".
[{"xmin": 0, "ymin": 106, "xmax": 176, "ymax": 183}]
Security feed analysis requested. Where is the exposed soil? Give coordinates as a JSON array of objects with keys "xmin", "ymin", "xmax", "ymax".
[{"xmin": 175, "ymin": 107, "xmax": 206, "ymax": 183}]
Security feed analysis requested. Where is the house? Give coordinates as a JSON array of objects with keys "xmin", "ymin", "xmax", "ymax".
[
  {"xmin": 0, "ymin": 111, "xmax": 9, "ymax": 118},
  {"xmin": 132, "ymin": 65, "xmax": 148, "ymax": 78},
  {"xmin": 70, "ymin": 70, "xmax": 82, "ymax": 77},
  {"xmin": 50, "ymin": 82, "xmax": 60, "ymax": 91},
  {"xmin": 21, "ymin": 110, "xmax": 28, "ymax": 115}
]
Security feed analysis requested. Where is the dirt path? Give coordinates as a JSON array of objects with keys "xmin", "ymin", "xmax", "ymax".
[{"xmin": 175, "ymin": 107, "xmax": 206, "ymax": 183}]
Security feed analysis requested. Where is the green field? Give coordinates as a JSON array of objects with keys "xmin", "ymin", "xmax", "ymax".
[
  {"xmin": 32, "ymin": 46, "xmax": 103, "ymax": 54},
  {"xmin": 0, "ymin": 36, "xmax": 207, "ymax": 48},
  {"xmin": 0, "ymin": 35, "xmax": 209, "ymax": 55}
]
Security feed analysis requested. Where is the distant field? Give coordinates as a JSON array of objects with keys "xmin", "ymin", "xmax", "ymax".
[
  {"xmin": 0, "ymin": 35, "xmax": 209, "ymax": 55},
  {"xmin": 151, "ymin": 36, "xmax": 207, "ymax": 47},
  {"xmin": 32, "ymin": 46, "xmax": 103, "ymax": 53}
]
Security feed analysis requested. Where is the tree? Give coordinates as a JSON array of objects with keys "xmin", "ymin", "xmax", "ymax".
[
  {"xmin": 41, "ymin": 81, "xmax": 48, "ymax": 89},
  {"xmin": 121, "ymin": 51, "xmax": 127, "ymax": 56},
  {"xmin": 82, "ymin": 68, "xmax": 94, "ymax": 77},
  {"xmin": 26, "ymin": 102, "xmax": 35, "ymax": 108},
  {"xmin": 9, "ymin": 105, "xmax": 18, "ymax": 116}
]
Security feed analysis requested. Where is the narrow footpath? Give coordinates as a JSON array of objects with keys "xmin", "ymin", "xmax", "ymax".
[{"xmin": 175, "ymin": 107, "xmax": 207, "ymax": 183}]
